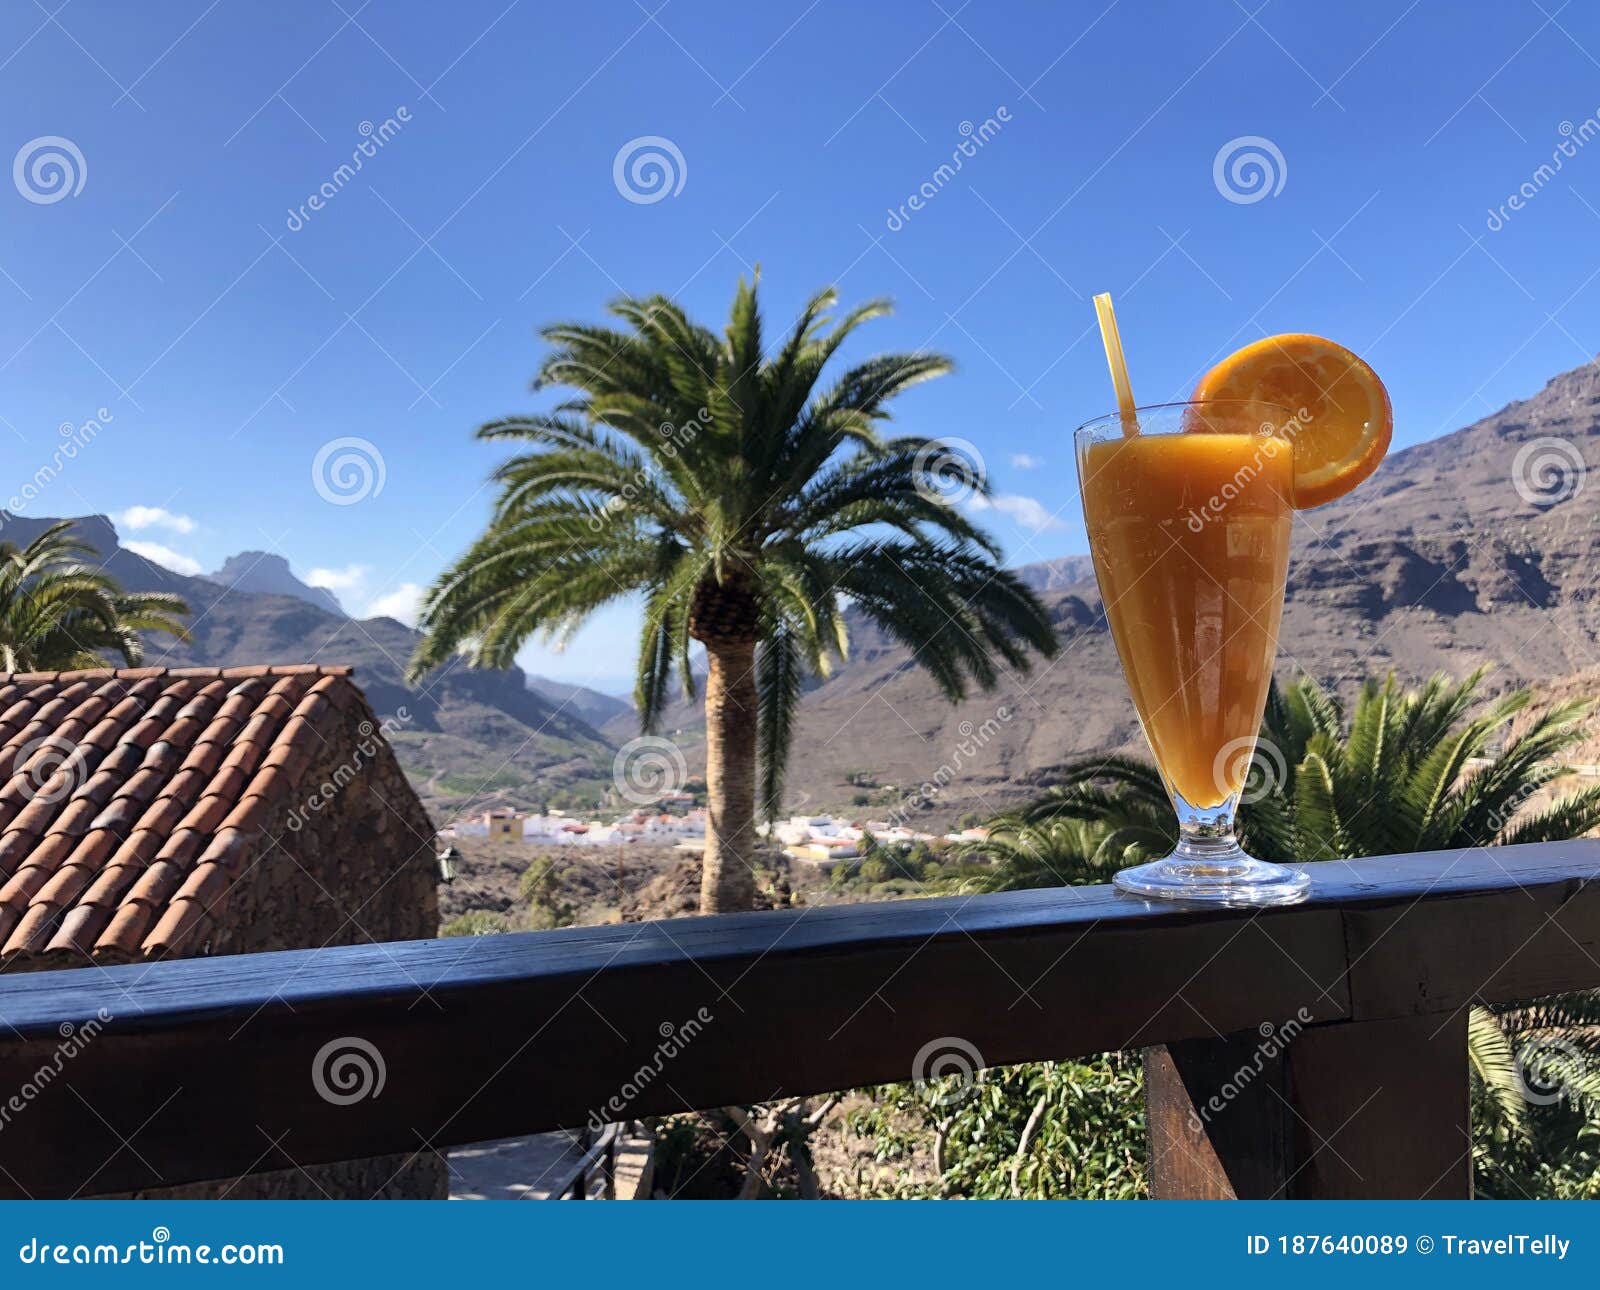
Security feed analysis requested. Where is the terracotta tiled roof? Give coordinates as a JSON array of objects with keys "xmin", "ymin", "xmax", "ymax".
[{"xmin": 0, "ymin": 665, "xmax": 368, "ymax": 966}]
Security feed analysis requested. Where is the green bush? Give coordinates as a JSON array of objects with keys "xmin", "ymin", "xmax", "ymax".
[
  {"xmin": 519, "ymin": 856, "xmax": 576, "ymax": 930},
  {"xmin": 855, "ymin": 856, "xmax": 889, "ymax": 884},
  {"xmin": 440, "ymin": 910, "xmax": 512, "ymax": 937},
  {"xmin": 849, "ymin": 1053, "xmax": 1146, "ymax": 1198}
]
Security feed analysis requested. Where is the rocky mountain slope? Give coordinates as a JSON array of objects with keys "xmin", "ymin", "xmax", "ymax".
[
  {"xmin": 204, "ymin": 551, "xmax": 346, "ymax": 616},
  {"xmin": 525, "ymin": 676, "xmax": 634, "ymax": 728}
]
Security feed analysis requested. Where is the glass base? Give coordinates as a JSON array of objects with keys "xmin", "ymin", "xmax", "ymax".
[{"xmin": 1112, "ymin": 836, "xmax": 1310, "ymax": 907}]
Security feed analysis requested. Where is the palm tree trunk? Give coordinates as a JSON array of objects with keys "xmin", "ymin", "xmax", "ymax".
[{"xmin": 701, "ymin": 639, "xmax": 758, "ymax": 913}]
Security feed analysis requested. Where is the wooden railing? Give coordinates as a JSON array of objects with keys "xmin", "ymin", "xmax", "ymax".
[{"xmin": 1, "ymin": 841, "xmax": 1598, "ymax": 1199}]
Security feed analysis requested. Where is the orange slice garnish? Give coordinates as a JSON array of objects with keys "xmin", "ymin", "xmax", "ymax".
[{"xmin": 1192, "ymin": 334, "xmax": 1391, "ymax": 508}]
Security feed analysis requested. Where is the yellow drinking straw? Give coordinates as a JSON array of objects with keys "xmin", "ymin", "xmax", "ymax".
[{"xmin": 1093, "ymin": 292, "xmax": 1138, "ymax": 437}]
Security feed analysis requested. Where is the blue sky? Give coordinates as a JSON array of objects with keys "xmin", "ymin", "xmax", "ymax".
[{"xmin": 4, "ymin": 0, "xmax": 1600, "ymax": 692}]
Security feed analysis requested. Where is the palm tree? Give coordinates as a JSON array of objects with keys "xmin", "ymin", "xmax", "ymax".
[
  {"xmin": 1245, "ymin": 668, "xmax": 1600, "ymax": 861},
  {"xmin": 936, "ymin": 816, "xmax": 1126, "ymax": 893},
  {"xmin": 408, "ymin": 275, "xmax": 1058, "ymax": 912},
  {"xmin": 0, "ymin": 521, "xmax": 188, "ymax": 671},
  {"xmin": 1001, "ymin": 669, "xmax": 1600, "ymax": 1188}
]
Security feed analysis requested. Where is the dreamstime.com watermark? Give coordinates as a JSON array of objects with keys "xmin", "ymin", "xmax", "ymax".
[
  {"xmin": 1211, "ymin": 734, "xmax": 1289, "ymax": 806},
  {"xmin": 587, "ymin": 411, "xmax": 710, "ymax": 531},
  {"xmin": 885, "ymin": 706, "xmax": 1013, "ymax": 828},
  {"xmin": 311, "ymin": 1036, "xmax": 386, "ymax": 1106},
  {"xmin": 13, "ymin": 135, "xmax": 86, "ymax": 204},
  {"xmin": 884, "ymin": 108, "xmax": 1012, "ymax": 231},
  {"xmin": 1514, "ymin": 1036, "xmax": 1589, "ymax": 1107},
  {"xmin": 911, "ymin": 1035, "xmax": 985, "ymax": 1107},
  {"xmin": 285, "ymin": 108, "xmax": 412, "ymax": 231},
  {"xmin": 1485, "ymin": 110, "xmax": 1600, "ymax": 231},
  {"xmin": 612, "ymin": 735, "xmax": 689, "ymax": 806},
  {"xmin": 1182, "ymin": 406, "xmax": 1312, "ymax": 531},
  {"xmin": 18, "ymin": 1228, "xmax": 283, "ymax": 1267},
  {"xmin": 1511, "ymin": 435, "xmax": 1585, "ymax": 508},
  {"xmin": 1213, "ymin": 135, "xmax": 1286, "ymax": 204},
  {"xmin": 911, "ymin": 436, "xmax": 986, "ymax": 507},
  {"xmin": 613, "ymin": 135, "xmax": 687, "ymax": 204},
  {"xmin": 312, "ymin": 436, "xmax": 386, "ymax": 505},
  {"xmin": 1, "ymin": 409, "xmax": 112, "ymax": 526},
  {"xmin": 1185, "ymin": 1007, "xmax": 1314, "ymax": 1132},
  {"xmin": 0, "ymin": 1009, "xmax": 111, "ymax": 1134},
  {"xmin": 284, "ymin": 710, "xmax": 410, "ymax": 832},
  {"xmin": 12, "ymin": 733, "xmax": 90, "ymax": 805},
  {"xmin": 586, "ymin": 1007, "xmax": 714, "ymax": 1131}
]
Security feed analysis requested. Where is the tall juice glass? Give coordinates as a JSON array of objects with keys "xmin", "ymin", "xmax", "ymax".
[{"xmin": 1075, "ymin": 402, "xmax": 1310, "ymax": 905}]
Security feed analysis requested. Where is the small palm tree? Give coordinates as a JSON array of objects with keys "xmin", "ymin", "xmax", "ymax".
[
  {"xmin": 1008, "ymin": 669, "xmax": 1600, "ymax": 1189},
  {"xmin": 409, "ymin": 275, "xmax": 1057, "ymax": 912},
  {"xmin": 1245, "ymin": 668, "xmax": 1600, "ymax": 860},
  {"xmin": 937, "ymin": 815, "xmax": 1129, "ymax": 893},
  {"xmin": 0, "ymin": 521, "xmax": 188, "ymax": 671},
  {"xmin": 1020, "ymin": 670, "xmax": 1600, "ymax": 861}
]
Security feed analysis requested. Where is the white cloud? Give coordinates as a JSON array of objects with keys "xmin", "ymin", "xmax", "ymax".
[
  {"xmin": 116, "ymin": 506, "xmax": 195, "ymax": 535},
  {"xmin": 306, "ymin": 564, "xmax": 369, "ymax": 593},
  {"xmin": 366, "ymin": 582, "xmax": 425, "ymax": 626},
  {"xmin": 1010, "ymin": 453, "xmax": 1042, "ymax": 469},
  {"xmin": 968, "ymin": 493, "xmax": 1065, "ymax": 532},
  {"xmin": 125, "ymin": 540, "xmax": 203, "ymax": 576}
]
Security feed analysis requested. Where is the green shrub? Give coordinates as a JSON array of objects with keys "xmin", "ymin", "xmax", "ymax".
[
  {"xmin": 849, "ymin": 1053, "xmax": 1146, "ymax": 1198},
  {"xmin": 440, "ymin": 910, "xmax": 512, "ymax": 937}
]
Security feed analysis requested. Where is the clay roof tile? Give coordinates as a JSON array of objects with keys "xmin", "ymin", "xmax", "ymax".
[
  {"xmin": 94, "ymin": 901, "xmax": 154, "ymax": 956},
  {"xmin": 141, "ymin": 898, "xmax": 211, "ymax": 958},
  {"xmin": 96, "ymin": 743, "xmax": 147, "ymax": 778},
  {"xmin": 176, "ymin": 794, "xmax": 231, "ymax": 835},
  {"xmin": 34, "ymin": 858, "xmax": 98, "ymax": 908},
  {"xmin": 66, "ymin": 768, "xmax": 123, "ymax": 809},
  {"xmin": 219, "ymin": 797, "xmax": 269, "ymax": 835},
  {"xmin": 260, "ymin": 739, "xmax": 312, "ymax": 780},
  {"xmin": 4, "ymin": 902, "xmax": 61, "ymax": 956},
  {"xmin": 132, "ymin": 793, "xmax": 187, "ymax": 838},
  {"xmin": 175, "ymin": 861, "xmax": 233, "ymax": 908},
  {"xmin": 0, "ymin": 861, "xmax": 53, "ymax": 911},
  {"xmin": 199, "ymin": 827, "xmax": 258, "ymax": 871},
  {"xmin": 105, "ymin": 827, "xmax": 164, "ymax": 870},
  {"xmin": 0, "ymin": 830, "xmax": 39, "ymax": 875},
  {"xmin": 176, "ymin": 737, "xmax": 228, "ymax": 778},
  {"xmin": 127, "ymin": 860, "xmax": 186, "ymax": 907},
  {"xmin": 152, "ymin": 827, "xmax": 207, "ymax": 868},
  {"xmin": 88, "ymin": 798, "xmax": 142, "ymax": 835},
  {"xmin": 46, "ymin": 903, "xmax": 114, "ymax": 956}
]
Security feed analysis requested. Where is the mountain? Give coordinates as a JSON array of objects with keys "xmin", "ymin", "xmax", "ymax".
[
  {"xmin": 1013, "ymin": 555, "xmax": 1096, "ymax": 592},
  {"xmin": 0, "ymin": 511, "xmax": 193, "ymax": 596},
  {"xmin": 204, "ymin": 552, "xmax": 345, "ymax": 616},
  {"xmin": 0, "ymin": 514, "xmax": 617, "ymax": 822},
  {"xmin": 526, "ymin": 676, "xmax": 634, "ymax": 728}
]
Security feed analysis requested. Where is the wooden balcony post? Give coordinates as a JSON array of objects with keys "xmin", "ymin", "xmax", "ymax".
[{"xmin": 1144, "ymin": 1011, "xmax": 1471, "ymax": 1199}]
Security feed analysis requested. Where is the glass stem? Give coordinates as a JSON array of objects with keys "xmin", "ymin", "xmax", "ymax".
[{"xmin": 1170, "ymin": 790, "xmax": 1247, "ymax": 870}]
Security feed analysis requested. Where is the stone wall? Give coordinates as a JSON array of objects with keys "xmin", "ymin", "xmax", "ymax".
[
  {"xmin": 208, "ymin": 699, "xmax": 438, "ymax": 959},
  {"xmin": 72, "ymin": 690, "xmax": 445, "ymax": 1200}
]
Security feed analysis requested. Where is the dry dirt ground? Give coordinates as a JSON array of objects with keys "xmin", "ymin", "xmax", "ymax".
[
  {"xmin": 439, "ymin": 838, "xmax": 692, "ymax": 927},
  {"xmin": 439, "ymin": 838, "xmax": 838, "ymax": 927}
]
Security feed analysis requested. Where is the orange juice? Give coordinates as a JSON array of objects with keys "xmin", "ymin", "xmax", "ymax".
[{"xmin": 1079, "ymin": 431, "xmax": 1291, "ymax": 808}]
